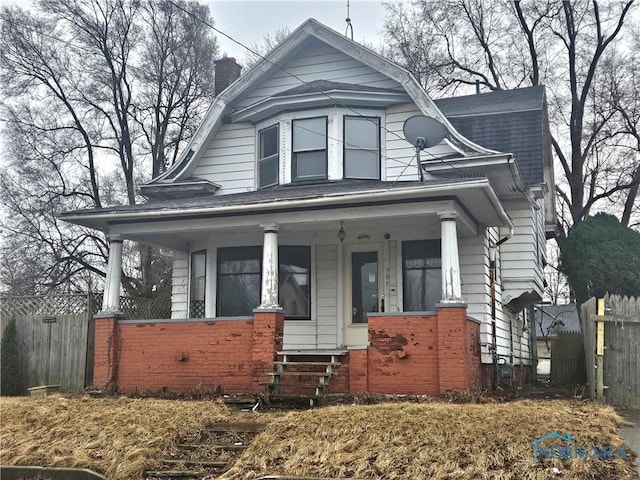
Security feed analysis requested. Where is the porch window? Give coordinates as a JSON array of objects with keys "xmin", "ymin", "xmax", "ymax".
[
  {"xmin": 344, "ymin": 116, "xmax": 380, "ymax": 180},
  {"xmin": 217, "ymin": 246, "xmax": 262, "ymax": 316},
  {"xmin": 292, "ymin": 117, "xmax": 327, "ymax": 182},
  {"xmin": 190, "ymin": 250, "xmax": 206, "ymax": 318},
  {"xmin": 279, "ymin": 246, "xmax": 311, "ymax": 319},
  {"xmin": 258, "ymin": 124, "xmax": 279, "ymax": 188},
  {"xmin": 216, "ymin": 246, "xmax": 311, "ymax": 319},
  {"xmin": 402, "ymin": 240, "xmax": 442, "ymax": 311}
]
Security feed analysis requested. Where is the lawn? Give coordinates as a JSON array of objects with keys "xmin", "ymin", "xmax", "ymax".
[{"xmin": 0, "ymin": 396, "xmax": 637, "ymax": 480}]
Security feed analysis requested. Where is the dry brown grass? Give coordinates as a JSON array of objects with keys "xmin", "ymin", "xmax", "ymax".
[
  {"xmin": 0, "ymin": 395, "xmax": 231, "ymax": 480},
  {"xmin": 222, "ymin": 400, "xmax": 638, "ymax": 480},
  {"xmin": 1, "ymin": 397, "xmax": 637, "ymax": 480}
]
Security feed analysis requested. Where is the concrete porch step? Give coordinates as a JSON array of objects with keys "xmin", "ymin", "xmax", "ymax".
[
  {"xmin": 267, "ymin": 371, "xmax": 332, "ymax": 377},
  {"xmin": 273, "ymin": 361, "xmax": 340, "ymax": 367}
]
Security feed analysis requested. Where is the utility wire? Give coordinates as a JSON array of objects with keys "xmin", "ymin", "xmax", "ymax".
[{"xmin": 167, "ymin": 1, "xmax": 431, "ymax": 152}]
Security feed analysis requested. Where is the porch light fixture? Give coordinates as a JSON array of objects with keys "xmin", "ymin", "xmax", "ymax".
[{"xmin": 337, "ymin": 222, "xmax": 347, "ymax": 243}]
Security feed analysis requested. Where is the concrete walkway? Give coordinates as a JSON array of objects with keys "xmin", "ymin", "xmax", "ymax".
[{"xmin": 618, "ymin": 409, "xmax": 640, "ymax": 477}]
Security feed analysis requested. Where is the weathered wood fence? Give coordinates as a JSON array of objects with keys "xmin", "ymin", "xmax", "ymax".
[
  {"xmin": 550, "ymin": 332, "xmax": 586, "ymax": 385},
  {"xmin": 581, "ymin": 295, "xmax": 640, "ymax": 407},
  {"xmin": 0, "ymin": 293, "xmax": 170, "ymax": 393}
]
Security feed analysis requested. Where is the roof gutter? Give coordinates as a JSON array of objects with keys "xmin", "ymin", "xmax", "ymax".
[{"xmin": 61, "ymin": 179, "xmax": 511, "ymax": 230}]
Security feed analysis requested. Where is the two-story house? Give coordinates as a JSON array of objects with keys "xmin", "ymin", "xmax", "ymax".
[{"xmin": 62, "ymin": 19, "xmax": 555, "ymax": 397}]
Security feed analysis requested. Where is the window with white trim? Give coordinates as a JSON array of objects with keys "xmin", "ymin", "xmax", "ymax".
[
  {"xmin": 344, "ymin": 116, "xmax": 380, "ymax": 180},
  {"xmin": 215, "ymin": 246, "xmax": 311, "ymax": 319},
  {"xmin": 402, "ymin": 240, "xmax": 441, "ymax": 311},
  {"xmin": 292, "ymin": 117, "xmax": 327, "ymax": 182},
  {"xmin": 258, "ymin": 124, "xmax": 279, "ymax": 188},
  {"xmin": 190, "ymin": 250, "xmax": 206, "ymax": 318}
]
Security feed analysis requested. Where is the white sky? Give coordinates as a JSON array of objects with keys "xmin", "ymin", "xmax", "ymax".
[
  {"xmin": 0, "ymin": 0, "xmax": 390, "ymax": 59},
  {"xmin": 208, "ymin": 0, "xmax": 389, "ymax": 60}
]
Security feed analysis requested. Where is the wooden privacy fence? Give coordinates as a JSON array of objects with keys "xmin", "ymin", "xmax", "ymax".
[
  {"xmin": 581, "ymin": 295, "xmax": 640, "ymax": 407},
  {"xmin": 550, "ymin": 332, "xmax": 586, "ymax": 385},
  {"xmin": 0, "ymin": 293, "xmax": 170, "ymax": 393}
]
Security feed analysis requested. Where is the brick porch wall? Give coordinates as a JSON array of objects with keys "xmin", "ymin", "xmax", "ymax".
[
  {"xmin": 354, "ymin": 306, "xmax": 481, "ymax": 395},
  {"xmin": 94, "ymin": 308, "xmax": 480, "ymax": 395},
  {"xmin": 92, "ymin": 311, "xmax": 283, "ymax": 395}
]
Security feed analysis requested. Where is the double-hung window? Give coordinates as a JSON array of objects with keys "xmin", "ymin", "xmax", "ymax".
[
  {"xmin": 279, "ymin": 246, "xmax": 311, "ymax": 319},
  {"xmin": 258, "ymin": 124, "xmax": 279, "ymax": 188},
  {"xmin": 217, "ymin": 247, "xmax": 262, "ymax": 316},
  {"xmin": 190, "ymin": 250, "xmax": 206, "ymax": 318},
  {"xmin": 344, "ymin": 116, "xmax": 380, "ymax": 179},
  {"xmin": 402, "ymin": 240, "xmax": 442, "ymax": 311},
  {"xmin": 292, "ymin": 117, "xmax": 327, "ymax": 182},
  {"xmin": 216, "ymin": 246, "xmax": 311, "ymax": 319}
]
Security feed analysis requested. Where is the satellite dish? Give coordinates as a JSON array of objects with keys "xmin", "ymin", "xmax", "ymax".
[
  {"xmin": 403, "ymin": 115, "xmax": 447, "ymax": 150},
  {"xmin": 402, "ymin": 116, "xmax": 447, "ymax": 182}
]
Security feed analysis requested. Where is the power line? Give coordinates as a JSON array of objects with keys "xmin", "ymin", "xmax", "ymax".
[
  {"xmin": 168, "ymin": 0, "xmax": 453, "ymax": 179},
  {"xmin": 168, "ymin": 0, "xmax": 417, "ymax": 148}
]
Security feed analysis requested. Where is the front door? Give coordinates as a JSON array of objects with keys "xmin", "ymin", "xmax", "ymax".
[{"xmin": 343, "ymin": 244, "xmax": 383, "ymax": 347}]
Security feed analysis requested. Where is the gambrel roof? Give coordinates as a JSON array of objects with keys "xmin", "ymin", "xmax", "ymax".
[{"xmin": 145, "ymin": 18, "xmax": 501, "ymax": 189}]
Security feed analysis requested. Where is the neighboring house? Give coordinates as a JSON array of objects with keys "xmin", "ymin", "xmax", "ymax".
[
  {"xmin": 534, "ymin": 304, "xmax": 580, "ymax": 377},
  {"xmin": 61, "ymin": 19, "xmax": 555, "ymax": 396}
]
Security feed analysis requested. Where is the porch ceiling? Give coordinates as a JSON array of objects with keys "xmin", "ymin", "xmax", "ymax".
[{"xmin": 61, "ymin": 178, "xmax": 512, "ymax": 251}]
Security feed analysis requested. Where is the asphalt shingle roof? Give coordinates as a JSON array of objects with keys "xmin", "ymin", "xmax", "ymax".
[
  {"xmin": 534, "ymin": 304, "xmax": 581, "ymax": 337},
  {"xmin": 435, "ymin": 86, "xmax": 549, "ymax": 185}
]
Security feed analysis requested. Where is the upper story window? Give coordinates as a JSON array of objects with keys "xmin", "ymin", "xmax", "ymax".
[
  {"xmin": 292, "ymin": 117, "xmax": 327, "ymax": 182},
  {"xmin": 344, "ymin": 116, "xmax": 380, "ymax": 180},
  {"xmin": 258, "ymin": 124, "xmax": 279, "ymax": 188}
]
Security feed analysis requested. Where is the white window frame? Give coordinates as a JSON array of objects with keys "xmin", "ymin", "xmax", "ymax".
[{"xmin": 254, "ymin": 108, "xmax": 386, "ymax": 189}]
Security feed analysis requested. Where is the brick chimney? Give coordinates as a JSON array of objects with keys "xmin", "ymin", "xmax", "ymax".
[{"xmin": 214, "ymin": 57, "xmax": 242, "ymax": 97}]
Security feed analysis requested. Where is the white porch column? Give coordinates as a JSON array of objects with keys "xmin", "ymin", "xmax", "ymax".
[
  {"xmin": 259, "ymin": 224, "xmax": 281, "ymax": 309},
  {"xmin": 438, "ymin": 212, "xmax": 463, "ymax": 303},
  {"xmin": 102, "ymin": 235, "xmax": 124, "ymax": 312}
]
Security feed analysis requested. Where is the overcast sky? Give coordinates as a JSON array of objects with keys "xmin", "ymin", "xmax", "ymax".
[
  {"xmin": 0, "ymin": 0, "xmax": 390, "ymax": 59},
  {"xmin": 208, "ymin": 0, "xmax": 389, "ymax": 60}
]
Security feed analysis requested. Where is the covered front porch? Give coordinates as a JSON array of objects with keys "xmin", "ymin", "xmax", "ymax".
[{"xmin": 64, "ymin": 179, "xmax": 510, "ymax": 395}]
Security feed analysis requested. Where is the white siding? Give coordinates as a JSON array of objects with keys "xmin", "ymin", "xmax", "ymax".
[
  {"xmin": 316, "ymin": 245, "xmax": 338, "ymax": 348},
  {"xmin": 191, "ymin": 122, "xmax": 255, "ymax": 194},
  {"xmin": 387, "ymin": 240, "xmax": 399, "ymax": 311},
  {"xmin": 237, "ymin": 38, "xmax": 402, "ymax": 109},
  {"xmin": 171, "ymin": 251, "xmax": 189, "ymax": 319},
  {"xmin": 282, "ymin": 244, "xmax": 339, "ymax": 349},
  {"xmin": 385, "ymin": 104, "xmax": 421, "ymax": 182},
  {"xmin": 501, "ymin": 201, "xmax": 545, "ymax": 296}
]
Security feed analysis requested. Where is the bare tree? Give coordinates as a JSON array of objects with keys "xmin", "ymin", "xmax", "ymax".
[
  {"xmin": 384, "ymin": 0, "xmax": 639, "ymax": 236},
  {"xmin": 384, "ymin": 1, "xmax": 639, "ymax": 305},
  {"xmin": 0, "ymin": 0, "xmax": 218, "ymax": 295},
  {"xmin": 243, "ymin": 26, "xmax": 290, "ymax": 69}
]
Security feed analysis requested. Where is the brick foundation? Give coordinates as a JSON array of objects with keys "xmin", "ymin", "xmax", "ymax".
[
  {"xmin": 92, "ymin": 310, "xmax": 283, "ymax": 395},
  {"xmin": 93, "ymin": 307, "xmax": 481, "ymax": 395},
  {"xmin": 364, "ymin": 306, "xmax": 481, "ymax": 394}
]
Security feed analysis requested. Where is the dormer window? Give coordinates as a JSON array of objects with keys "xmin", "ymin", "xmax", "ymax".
[
  {"xmin": 344, "ymin": 116, "xmax": 380, "ymax": 180},
  {"xmin": 292, "ymin": 117, "xmax": 327, "ymax": 182},
  {"xmin": 254, "ymin": 109, "xmax": 385, "ymax": 188},
  {"xmin": 258, "ymin": 124, "xmax": 279, "ymax": 188}
]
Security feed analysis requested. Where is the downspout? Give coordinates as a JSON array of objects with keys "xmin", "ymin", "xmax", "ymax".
[{"xmin": 489, "ymin": 225, "xmax": 514, "ymax": 390}]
